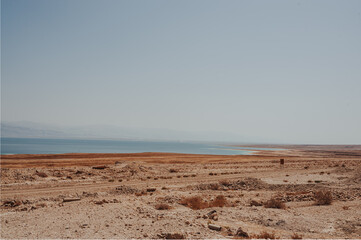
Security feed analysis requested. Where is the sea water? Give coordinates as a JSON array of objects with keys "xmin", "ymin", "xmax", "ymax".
[{"xmin": 0, "ymin": 138, "xmax": 280, "ymax": 155}]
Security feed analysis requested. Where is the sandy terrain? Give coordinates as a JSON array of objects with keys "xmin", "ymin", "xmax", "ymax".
[{"xmin": 1, "ymin": 145, "xmax": 361, "ymax": 239}]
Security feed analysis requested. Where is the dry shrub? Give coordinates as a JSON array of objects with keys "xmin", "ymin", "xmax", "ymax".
[
  {"xmin": 219, "ymin": 180, "xmax": 231, "ymax": 186},
  {"xmin": 180, "ymin": 195, "xmax": 228, "ymax": 209},
  {"xmin": 252, "ymin": 231, "xmax": 278, "ymax": 239},
  {"xmin": 264, "ymin": 198, "xmax": 286, "ymax": 209},
  {"xmin": 314, "ymin": 191, "xmax": 332, "ymax": 205},
  {"xmin": 179, "ymin": 196, "xmax": 208, "ymax": 210},
  {"xmin": 209, "ymin": 195, "xmax": 228, "ymax": 207},
  {"xmin": 169, "ymin": 168, "xmax": 178, "ymax": 173},
  {"xmin": 134, "ymin": 190, "xmax": 147, "ymax": 196},
  {"xmin": 291, "ymin": 233, "xmax": 303, "ymax": 239},
  {"xmin": 155, "ymin": 203, "xmax": 172, "ymax": 210},
  {"xmin": 250, "ymin": 200, "xmax": 263, "ymax": 207},
  {"xmin": 36, "ymin": 172, "xmax": 48, "ymax": 178}
]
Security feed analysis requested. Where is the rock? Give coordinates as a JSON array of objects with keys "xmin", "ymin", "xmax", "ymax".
[
  {"xmin": 3, "ymin": 200, "xmax": 22, "ymax": 208},
  {"xmin": 63, "ymin": 198, "xmax": 81, "ymax": 202},
  {"xmin": 235, "ymin": 227, "xmax": 249, "ymax": 237},
  {"xmin": 276, "ymin": 220, "xmax": 286, "ymax": 226},
  {"xmin": 208, "ymin": 224, "xmax": 222, "ymax": 231},
  {"xmin": 207, "ymin": 210, "xmax": 217, "ymax": 217},
  {"xmin": 92, "ymin": 166, "xmax": 107, "ymax": 170},
  {"xmin": 80, "ymin": 224, "xmax": 88, "ymax": 228},
  {"xmin": 158, "ymin": 233, "xmax": 185, "ymax": 239}
]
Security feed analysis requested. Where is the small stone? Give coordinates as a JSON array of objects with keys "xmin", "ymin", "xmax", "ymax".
[
  {"xmin": 208, "ymin": 224, "xmax": 222, "ymax": 231},
  {"xmin": 207, "ymin": 210, "xmax": 217, "ymax": 217},
  {"xmin": 235, "ymin": 227, "xmax": 249, "ymax": 238}
]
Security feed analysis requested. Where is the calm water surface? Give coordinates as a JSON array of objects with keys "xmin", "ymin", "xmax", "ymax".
[{"xmin": 1, "ymin": 138, "xmax": 280, "ymax": 155}]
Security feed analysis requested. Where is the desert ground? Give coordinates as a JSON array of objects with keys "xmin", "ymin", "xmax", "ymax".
[{"xmin": 1, "ymin": 145, "xmax": 361, "ymax": 239}]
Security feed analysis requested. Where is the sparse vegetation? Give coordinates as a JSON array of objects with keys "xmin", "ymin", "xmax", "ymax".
[
  {"xmin": 264, "ymin": 198, "xmax": 286, "ymax": 209},
  {"xmin": 314, "ymin": 191, "xmax": 332, "ymax": 205}
]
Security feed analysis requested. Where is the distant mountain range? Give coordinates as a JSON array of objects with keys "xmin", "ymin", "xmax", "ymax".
[{"xmin": 1, "ymin": 121, "xmax": 263, "ymax": 143}]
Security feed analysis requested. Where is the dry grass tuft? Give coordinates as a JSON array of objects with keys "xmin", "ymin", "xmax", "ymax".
[
  {"xmin": 314, "ymin": 191, "xmax": 332, "ymax": 205},
  {"xmin": 155, "ymin": 203, "xmax": 172, "ymax": 210},
  {"xmin": 263, "ymin": 198, "xmax": 286, "ymax": 209}
]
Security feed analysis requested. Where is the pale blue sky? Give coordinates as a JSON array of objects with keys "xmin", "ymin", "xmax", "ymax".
[{"xmin": 2, "ymin": 0, "xmax": 361, "ymax": 144}]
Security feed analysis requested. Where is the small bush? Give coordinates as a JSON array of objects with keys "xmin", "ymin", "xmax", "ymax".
[
  {"xmin": 169, "ymin": 168, "xmax": 178, "ymax": 173},
  {"xmin": 250, "ymin": 200, "xmax": 263, "ymax": 206},
  {"xmin": 209, "ymin": 195, "xmax": 228, "ymax": 207},
  {"xmin": 264, "ymin": 198, "xmax": 286, "ymax": 209},
  {"xmin": 180, "ymin": 195, "xmax": 228, "ymax": 209},
  {"xmin": 155, "ymin": 203, "xmax": 172, "ymax": 210},
  {"xmin": 314, "ymin": 191, "xmax": 332, "ymax": 205},
  {"xmin": 252, "ymin": 231, "xmax": 278, "ymax": 239},
  {"xmin": 179, "ymin": 196, "xmax": 208, "ymax": 210}
]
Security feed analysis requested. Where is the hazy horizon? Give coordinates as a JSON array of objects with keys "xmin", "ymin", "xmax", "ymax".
[{"xmin": 2, "ymin": 0, "xmax": 361, "ymax": 144}]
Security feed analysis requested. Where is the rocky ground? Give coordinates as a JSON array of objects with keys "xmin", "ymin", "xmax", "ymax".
[{"xmin": 1, "ymin": 145, "xmax": 361, "ymax": 239}]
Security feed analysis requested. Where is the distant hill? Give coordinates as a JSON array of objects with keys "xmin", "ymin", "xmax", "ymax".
[{"xmin": 1, "ymin": 121, "xmax": 261, "ymax": 143}]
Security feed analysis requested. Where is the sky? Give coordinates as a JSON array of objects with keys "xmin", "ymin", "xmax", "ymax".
[{"xmin": 1, "ymin": 0, "xmax": 361, "ymax": 144}]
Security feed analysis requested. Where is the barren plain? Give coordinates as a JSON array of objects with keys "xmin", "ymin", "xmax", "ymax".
[{"xmin": 1, "ymin": 145, "xmax": 361, "ymax": 239}]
